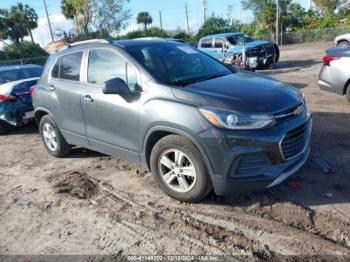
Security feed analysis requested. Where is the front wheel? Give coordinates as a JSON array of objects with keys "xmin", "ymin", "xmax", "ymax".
[
  {"xmin": 39, "ymin": 115, "xmax": 70, "ymax": 157},
  {"xmin": 150, "ymin": 135, "xmax": 212, "ymax": 202},
  {"xmin": 0, "ymin": 121, "xmax": 10, "ymax": 135}
]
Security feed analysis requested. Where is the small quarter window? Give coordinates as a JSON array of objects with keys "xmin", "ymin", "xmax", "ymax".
[{"xmin": 51, "ymin": 58, "xmax": 60, "ymax": 78}]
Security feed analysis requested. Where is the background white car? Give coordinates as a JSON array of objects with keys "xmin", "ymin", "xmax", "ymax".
[{"xmin": 334, "ymin": 33, "xmax": 350, "ymax": 47}]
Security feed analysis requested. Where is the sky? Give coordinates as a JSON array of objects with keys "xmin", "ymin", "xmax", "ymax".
[{"xmin": 0, "ymin": 0, "xmax": 310, "ymax": 47}]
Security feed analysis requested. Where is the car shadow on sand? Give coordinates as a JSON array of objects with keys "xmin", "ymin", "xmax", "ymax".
[
  {"xmin": 261, "ymin": 59, "xmax": 321, "ymax": 75},
  {"xmin": 2, "ymin": 122, "xmax": 38, "ymax": 136}
]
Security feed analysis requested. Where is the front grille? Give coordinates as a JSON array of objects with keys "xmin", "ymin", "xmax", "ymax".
[
  {"xmin": 233, "ymin": 154, "xmax": 270, "ymax": 178},
  {"xmin": 281, "ymin": 122, "xmax": 310, "ymax": 159}
]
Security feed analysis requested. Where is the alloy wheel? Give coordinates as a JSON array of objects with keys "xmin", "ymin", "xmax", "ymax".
[
  {"xmin": 158, "ymin": 149, "xmax": 197, "ymax": 193},
  {"xmin": 42, "ymin": 123, "xmax": 58, "ymax": 151}
]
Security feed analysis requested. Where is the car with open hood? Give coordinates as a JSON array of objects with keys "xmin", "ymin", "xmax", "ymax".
[{"xmin": 197, "ymin": 32, "xmax": 280, "ymax": 69}]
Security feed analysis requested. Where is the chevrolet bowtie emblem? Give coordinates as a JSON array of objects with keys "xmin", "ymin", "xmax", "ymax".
[{"xmin": 293, "ymin": 105, "xmax": 303, "ymax": 115}]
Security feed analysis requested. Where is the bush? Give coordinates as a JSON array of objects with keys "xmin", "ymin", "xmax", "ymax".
[{"xmin": 2, "ymin": 41, "xmax": 48, "ymax": 60}]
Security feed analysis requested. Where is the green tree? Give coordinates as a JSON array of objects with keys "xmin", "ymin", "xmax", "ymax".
[
  {"xmin": 196, "ymin": 16, "xmax": 238, "ymax": 39},
  {"xmin": 61, "ymin": 0, "xmax": 130, "ymax": 37},
  {"xmin": 0, "ymin": 4, "xmax": 38, "ymax": 48},
  {"xmin": 10, "ymin": 3, "xmax": 38, "ymax": 43},
  {"xmin": 241, "ymin": 0, "xmax": 278, "ymax": 40},
  {"xmin": 91, "ymin": 0, "xmax": 131, "ymax": 34},
  {"xmin": 313, "ymin": 0, "xmax": 343, "ymax": 16},
  {"xmin": 61, "ymin": 0, "xmax": 91, "ymax": 35},
  {"xmin": 137, "ymin": 11, "xmax": 152, "ymax": 30}
]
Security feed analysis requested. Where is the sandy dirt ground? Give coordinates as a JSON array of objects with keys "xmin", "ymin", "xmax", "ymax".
[{"xmin": 0, "ymin": 42, "xmax": 350, "ymax": 259}]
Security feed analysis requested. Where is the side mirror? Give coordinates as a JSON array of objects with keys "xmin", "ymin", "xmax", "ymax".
[{"xmin": 102, "ymin": 77, "xmax": 130, "ymax": 95}]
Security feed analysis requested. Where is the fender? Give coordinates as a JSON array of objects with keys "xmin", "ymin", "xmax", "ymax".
[
  {"xmin": 34, "ymin": 107, "xmax": 57, "ymax": 124},
  {"xmin": 141, "ymin": 125, "xmax": 215, "ymax": 179}
]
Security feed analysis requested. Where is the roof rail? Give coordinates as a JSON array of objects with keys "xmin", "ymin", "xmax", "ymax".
[{"xmin": 67, "ymin": 39, "xmax": 109, "ymax": 48}]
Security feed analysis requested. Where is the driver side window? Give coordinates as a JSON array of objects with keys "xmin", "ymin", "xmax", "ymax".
[{"xmin": 88, "ymin": 49, "xmax": 138, "ymax": 91}]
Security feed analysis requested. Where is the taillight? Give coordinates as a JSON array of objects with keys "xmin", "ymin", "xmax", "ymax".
[
  {"xmin": 323, "ymin": 55, "xmax": 340, "ymax": 66},
  {"xmin": 0, "ymin": 95, "xmax": 16, "ymax": 101},
  {"xmin": 29, "ymin": 85, "xmax": 37, "ymax": 94}
]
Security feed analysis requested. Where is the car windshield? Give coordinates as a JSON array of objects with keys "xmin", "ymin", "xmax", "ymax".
[
  {"xmin": 126, "ymin": 43, "xmax": 232, "ymax": 86},
  {"xmin": 0, "ymin": 67, "xmax": 42, "ymax": 85},
  {"xmin": 227, "ymin": 34, "xmax": 255, "ymax": 45}
]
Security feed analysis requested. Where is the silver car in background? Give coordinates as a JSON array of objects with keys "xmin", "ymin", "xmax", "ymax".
[
  {"xmin": 319, "ymin": 47, "xmax": 350, "ymax": 103},
  {"xmin": 334, "ymin": 33, "xmax": 350, "ymax": 47}
]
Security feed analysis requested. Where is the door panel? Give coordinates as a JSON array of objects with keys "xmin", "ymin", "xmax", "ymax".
[
  {"xmin": 81, "ymin": 86, "xmax": 140, "ymax": 161},
  {"xmin": 48, "ymin": 51, "xmax": 88, "ymax": 147},
  {"xmin": 81, "ymin": 48, "xmax": 141, "ymax": 162}
]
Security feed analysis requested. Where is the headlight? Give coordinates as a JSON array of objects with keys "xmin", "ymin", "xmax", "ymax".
[{"xmin": 199, "ymin": 107, "xmax": 275, "ymax": 130}]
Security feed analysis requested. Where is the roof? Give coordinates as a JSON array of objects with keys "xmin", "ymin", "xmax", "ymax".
[
  {"xmin": 0, "ymin": 64, "xmax": 42, "ymax": 72},
  {"xmin": 200, "ymin": 32, "xmax": 243, "ymax": 39},
  {"xmin": 113, "ymin": 39, "xmax": 182, "ymax": 48}
]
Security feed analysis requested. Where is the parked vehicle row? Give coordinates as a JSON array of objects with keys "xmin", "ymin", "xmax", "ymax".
[
  {"xmin": 0, "ymin": 64, "xmax": 43, "ymax": 134},
  {"xmin": 30, "ymin": 39, "xmax": 311, "ymax": 202}
]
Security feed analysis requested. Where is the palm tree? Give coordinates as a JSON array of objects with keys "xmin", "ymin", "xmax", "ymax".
[
  {"xmin": 9, "ymin": 3, "xmax": 38, "ymax": 43},
  {"xmin": 137, "ymin": 11, "xmax": 152, "ymax": 30}
]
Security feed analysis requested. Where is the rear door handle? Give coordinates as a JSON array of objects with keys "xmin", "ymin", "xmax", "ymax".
[
  {"xmin": 48, "ymin": 85, "xmax": 55, "ymax": 91},
  {"xmin": 84, "ymin": 95, "xmax": 94, "ymax": 102}
]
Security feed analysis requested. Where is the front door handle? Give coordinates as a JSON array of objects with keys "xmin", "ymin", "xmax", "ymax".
[
  {"xmin": 84, "ymin": 95, "xmax": 94, "ymax": 102},
  {"xmin": 48, "ymin": 85, "xmax": 55, "ymax": 91}
]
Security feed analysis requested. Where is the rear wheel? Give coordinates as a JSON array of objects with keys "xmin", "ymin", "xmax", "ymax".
[
  {"xmin": 346, "ymin": 85, "xmax": 350, "ymax": 104},
  {"xmin": 274, "ymin": 44, "xmax": 280, "ymax": 63},
  {"xmin": 337, "ymin": 40, "xmax": 350, "ymax": 48},
  {"xmin": 150, "ymin": 135, "xmax": 211, "ymax": 202},
  {"xmin": 39, "ymin": 115, "xmax": 70, "ymax": 157},
  {"xmin": 0, "ymin": 121, "xmax": 9, "ymax": 135}
]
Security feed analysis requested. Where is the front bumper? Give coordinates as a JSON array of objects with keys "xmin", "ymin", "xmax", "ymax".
[{"xmin": 197, "ymin": 110, "xmax": 312, "ymax": 196}]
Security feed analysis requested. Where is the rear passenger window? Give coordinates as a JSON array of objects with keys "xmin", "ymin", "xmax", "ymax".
[
  {"xmin": 59, "ymin": 52, "xmax": 82, "ymax": 81},
  {"xmin": 201, "ymin": 39, "xmax": 212, "ymax": 48}
]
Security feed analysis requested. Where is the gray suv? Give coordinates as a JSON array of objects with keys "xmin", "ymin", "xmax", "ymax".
[{"xmin": 33, "ymin": 39, "xmax": 312, "ymax": 202}]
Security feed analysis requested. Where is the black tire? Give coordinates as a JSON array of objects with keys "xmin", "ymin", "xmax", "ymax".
[
  {"xmin": 337, "ymin": 40, "xmax": 350, "ymax": 48},
  {"xmin": 0, "ymin": 121, "xmax": 9, "ymax": 135},
  {"xmin": 274, "ymin": 44, "xmax": 280, "ymax": 63},
  {"xmin": 150, "ymin": 135, "xmax": 212, "ymax": 202},
  {"xmin": 39, "ymin": 115, "xmax": 70, "ymax": 157},
  {"xmin": 346, "ymin": 85, "xmax": 350, "ymax": 104}
]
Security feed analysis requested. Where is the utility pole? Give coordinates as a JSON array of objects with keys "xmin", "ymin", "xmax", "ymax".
[
  {"xmin": 43, "ymin": 0, "xmax": 54, "ymax": 42},
  {"xmin": 202, "ymin": 0, "xmax": 207, "ymax": 22},
  {"xmin": 159, "ymin": 10, "xmax": 163, "ymax": 30},
  {"xmin": 276, "ymin": 0, "xmax": 279, "ymax": 45},
  {"xmin": 185, "ymin": 1, "xmax": 190, "ymax": 35},
  {"xmin": 309, "ymin": 0, "xmax": 312, "ymax": 10}
]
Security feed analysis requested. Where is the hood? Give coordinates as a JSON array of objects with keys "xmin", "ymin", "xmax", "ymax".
[
  {"xmin": 171, "ymin": 72, "xmax": 303, "ymax": 114},
  {"xmin": 230, "ymin": 40, "xmax": 273, "ymax": 53}
]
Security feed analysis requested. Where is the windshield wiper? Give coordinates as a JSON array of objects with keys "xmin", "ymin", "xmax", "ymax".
[{"xmin": 174, "ymin": 72, "xmax": 228, "ymax": 87}]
